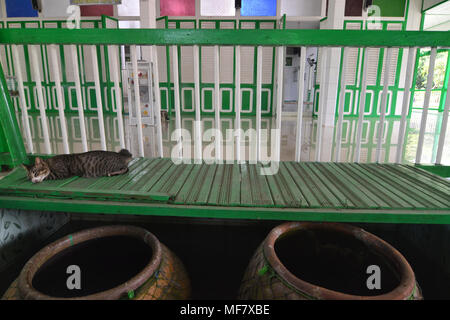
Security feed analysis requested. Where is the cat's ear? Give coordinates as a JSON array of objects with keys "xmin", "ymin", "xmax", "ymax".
[{"xmin": 35, "ymin": 157, "xmax": 43, "ymax": 165}]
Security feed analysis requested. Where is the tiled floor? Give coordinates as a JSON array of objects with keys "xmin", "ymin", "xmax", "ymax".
[{"xmin": 13, "ymin": 108, "xmax": 450, "ymax": 165}]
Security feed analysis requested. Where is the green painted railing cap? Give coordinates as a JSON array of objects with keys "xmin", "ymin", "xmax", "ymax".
[{"xmin": 0, "ymin": 29, "xmax": 449, "ymax": 47}]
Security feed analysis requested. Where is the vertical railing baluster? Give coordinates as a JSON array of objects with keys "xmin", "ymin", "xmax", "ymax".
[
  {"xmin": 70, "ymin": 45, "xmax": 88, "ymax": 152},
  {"xmin": 308, "ymin": 60, "xmax": 314, "ymax": 103},
  {"xmin": 275, "ymin": 46, "xmax": 284, "ymax": 162},
  {"xmin": 193, "ymin": 44, "xmax": 202, "ymax": 163},
  {"xmin": 30, "ymin": 45, "xmax": 51, "ymax": 154},
  {"xmin": 335, "ymin": 47, "xmax": 349, "ymax": 162},
  {"xmin": 315, "ymin": 48, "xmax": 328, "ymax": 162},
  {"xmin": 49, "ymin": 44, "xmax": 70, "ymax": 154},
  {"xmin": 235, "ymin": 45, "xmax": 241, "ymax": 162},
  {"xmin": 152, "ymin": 45, "xmax": 164, "ymax": 158},
  {"xmin": 295, "ymin": 46, "xmax": 307, "ymax": 162},
  {"xmin": 354, "ymin": 47, "xmax": 368, "ymax": 163},
  {"xmin": 376, "ymin": 48, "xmax": 393, "ymax": 163},
  {"xmin": 436, "ymin": 76, "xmax": 450, "ymax": 165},
  {"xmin": 130, "ymin": 45, "xmax": 145, "ymax": 157},
  {"xmin": 416, "ymin": 47, "xmax": 437, "ymax": 164},
  {"xmin": 172, "ymin": 45, "xmax": 182, "ymax": 159},
  {"xmin": 90, "ymin": 45, "xmax": 107, "ymax": 151},
  {"xmin": 396, "ymin": 47, "xmax": 416, "ymax": 164},
  {"xmin": 12, "ymin": 45, "xmax": 34, "ymax": 154},
  {"xmin": 109, "ymin": 45, "xmax": 126, "ymax": 149},
  {"xmin": 214, "ymin": 45, "xmax": 222, "ymax": 161},
  {"xmin": 256, "ymin": 45, "xmax": 262, "ymax": 161}
]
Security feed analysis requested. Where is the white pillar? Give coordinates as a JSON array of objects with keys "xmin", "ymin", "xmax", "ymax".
[{"xmin": 140, "ymin": 0, "xmax": 157, "ymax": 62}]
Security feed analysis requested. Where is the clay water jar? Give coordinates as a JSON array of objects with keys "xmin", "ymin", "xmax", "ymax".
[
  {"xmin": 238, "ymin": 222, "xmax": 422, "ymax": 300},
  {"xmin": 2, "ymin": 225, "xmax": 190, "ymax": 300}
]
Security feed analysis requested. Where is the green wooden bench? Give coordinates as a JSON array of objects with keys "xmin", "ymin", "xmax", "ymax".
[
  {"xmin": 0, "ymin": 157, "xmax": 449, "ymax": 224},
  {"xmin": 0, "ymin": 28, "xmax": 449, "ymax": 224}
]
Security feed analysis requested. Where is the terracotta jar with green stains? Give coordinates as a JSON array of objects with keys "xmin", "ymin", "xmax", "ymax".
[
  {"xmin": 2, "ymin": 225, "xmax": 190, "ymax": 300},
  {"xmin": 238, "ymin": 222, "xmax": 422, "ymax": 300}
]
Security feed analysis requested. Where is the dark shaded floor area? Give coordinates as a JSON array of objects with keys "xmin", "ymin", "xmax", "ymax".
[{"xmin": 1, "ymin": 215, "xmax": 449, "ymax": 299}]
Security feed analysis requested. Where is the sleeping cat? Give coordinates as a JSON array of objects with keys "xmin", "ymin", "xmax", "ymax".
[{"xmin": 23, "ymin": 149, "xmax": 132, "ymax": 183}]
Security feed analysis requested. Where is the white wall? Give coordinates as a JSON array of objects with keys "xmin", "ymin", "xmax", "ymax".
[
  {"xmin": 41, "ymin": 0, "xmax": 71, "ymax": 18},
  {"xmin": 201, "ymin": 0, "xmax": 235, "ymax": 16},
  {"xmin": 140, "ymin": 0, "xmax": 157, "ymax": 62},
  {"xmin": 280, "ymin": 0, "xmax": 322, "ymax": 16},
  {"xmin": 0, "ymin": 1, "xmax": 6, "ymax": 19}
]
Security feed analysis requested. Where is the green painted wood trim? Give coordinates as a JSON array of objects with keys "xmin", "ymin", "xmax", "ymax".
[
  {"xmin": 4, "ymin": 18, "xmax": 114, "ymax": 115},
  {"xmin": 335, "ymin": 21, "xmax": 364, "ymax": 117},
  {"xmin": 409, "ymin": 9, "xmax": 427, "ymax": 113},
  {"xmin": 163, "ymin": 17, "xmax": 172, "ymax": 115},
  {"xmin": 415, "ymin": 164, "xmax": 450, "ymax": 178},
  {"xmin": 183, "ymin": 18, "xmax": 275, "ymax": 116},
  {"xmin": 418, "ymin": 48, "xmax": 450, "ymax": 57},
  {"xmin": 0, "ymin": 196, "xmax": 449, "ymax": 224},
  {"xmin": 0, "ymin": 29, "xmax": 449, "ymax": 47},
  {"xmin": 0, "ymin": 62, "xmax": 28, "ymax": 166},
  {"xmin": 372, "ymin": 0, "xmax": 407, "ymax": 17},
  {"xmin": 101, "ymin": 14, "xmax": 119, "ymax": 24},
  {"xmin": 330, "ymin": 20, "xmax": 406, "ymax": 118},
  {"xmin": 2, "ymin": 186, "xmax": 172, "ymax": 202}
]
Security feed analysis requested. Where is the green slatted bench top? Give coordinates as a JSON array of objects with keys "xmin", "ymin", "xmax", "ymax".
[{"xmin": 0, "ymin": 158, "xmax": 449, "ymax": 224}]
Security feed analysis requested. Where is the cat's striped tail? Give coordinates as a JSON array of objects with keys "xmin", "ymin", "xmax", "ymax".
[{"xmin": 119, "ymin": 149, "xmax": 132, "ymax": 158}]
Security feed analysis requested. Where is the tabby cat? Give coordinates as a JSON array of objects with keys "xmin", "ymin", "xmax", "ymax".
[{"xmin": 23, "ymin": 149, "xmax": 132, "ymax": 183}]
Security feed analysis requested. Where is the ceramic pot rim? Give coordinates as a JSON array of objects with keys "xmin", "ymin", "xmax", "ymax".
[
  {"xmin": 18, "ymin": 225, "xmax": 162, "ymax": 300},
  {"xmin": 263, "ymin": 222, "xmax": 417, "ymax": 300}
]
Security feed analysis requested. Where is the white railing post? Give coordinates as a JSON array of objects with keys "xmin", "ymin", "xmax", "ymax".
[
  {"xmin": 109, "ymin": 45, "xmax": 126, "ymax": 149},
  {"xmin": 235, "ymin": 45, "xmax": 241, "ymax": 162},
  {"xmin": 49, "ymin": 44, "xmax": 70, "ymax": 154},
  {"xmin": 275, "ymin": 46, "xmax": 285, "ymax": 162},
  {"xmin": 130, "ymin": 45, "xmax": 145, "ymax": 157},
  {"xmin": 315, "ymin": 48, "xmax": 328, "ymax": 162},
  {"xmin": 172, "ymin": 45, "xmax": 182, "ymax": 159},
  {"xmin": 193, "ymin": 44, "xmax": 202, "ymax": 163},
  {"xmin": 354, "ymin": 47, "xmax": 368, "ymax": 162},
  {"xmin": 256, "ymin": 45, "xmax": 262, "ymax": 161},
  {"xmin": 90, "ymin": 45, "xmax": 107, "ymax": 151},
  {"xmin": 70, "ymin": 45, "xmax": 88, "ymax": 152},
  {"xmin": 308, "ymin": 59, "xmax": 314, "ymax": 103},
  {"xmin": 396, "ymin": 47, "xmax": 416, "ymax": 164},
  {"xmin": 435, "ymin": 68, "xmax": 450, "ymax": 165},
  {"xmin": 30, "ymin": 45, "xmax": 51, "ymax": 154},
  {"xmin": 335, "ymin": 47, "xmax": 349, "ymax": 162},
  {"xmin": 295, "ymin": 46, "xmax": 307, "ymax": 162},
  {"xmin": 12, "ymin": 45, "xmax": 34, "ymax": 154},
  {"xmin": 376, "ymin": 47, "xmax": 393, "ymax": 163},
  {"xmin": 416, "ymin": 47, "xmax": 437, "ymax": 164},
  {"xmin": 152, "ymin": 45, "xmax": 164, "ymax": 158},
  {"xmin": 214, "ymin": 45, "xmax": 222, "ymax": 161}
]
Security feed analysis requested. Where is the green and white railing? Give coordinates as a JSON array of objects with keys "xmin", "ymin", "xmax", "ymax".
[{"xmin": 0, "ymin": 28, "xmax": 449, "ymax": 166}]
